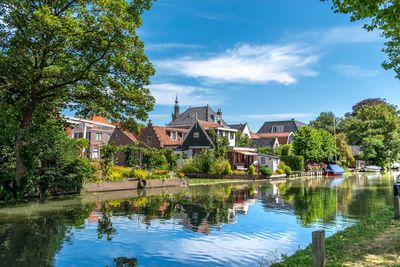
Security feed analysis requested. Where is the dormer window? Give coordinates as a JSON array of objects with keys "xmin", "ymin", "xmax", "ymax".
[
  {"xmin": 271, "ymin": 126, "xmax": 284, "ymax": 133},
  {"xmin": 170, "ymin": 131, "xmax": 177, "ymax": 140}
]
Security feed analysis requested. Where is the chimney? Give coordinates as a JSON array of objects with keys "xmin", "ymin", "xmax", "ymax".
[
  {"xmin": 206, "ymin": 104, "xmax": 209, "ymax": 120},
  {"xmin": 217, "ymin": 108, "xmax": 222, "ymax": 117},
  {"xmin": 148, "ymin": 120, "xmax": 153, "ymax": 127}
]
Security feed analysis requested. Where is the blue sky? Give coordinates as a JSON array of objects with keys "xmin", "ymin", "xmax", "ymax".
[{"xmin": 139, "ymin": 0, "xmax": 399, "ymax": 131}]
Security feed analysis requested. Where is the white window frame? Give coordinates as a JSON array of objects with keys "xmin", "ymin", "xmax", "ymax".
[
  {"xmin": 92, "ymin": 148, "xmax": 99, "ymax": 159},
  {"xmin": 193, "ymin": 132, "xmax": 200, "ymax": 138},
  {"xmin": 170, "ymin": 131, "xmax": 177, "ymax": 140},
  {"xmin": 272, "ymin": 126, "xmax": 284, "ymax": 133},
  {"xmin": 96, "ymin": 133, "xmax": 102, "ymax": 141}
]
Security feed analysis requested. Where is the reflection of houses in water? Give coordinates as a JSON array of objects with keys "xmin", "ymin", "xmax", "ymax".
[{"xmin": 257, "ymin": 182, "xmax": 294, "ymax": 211}]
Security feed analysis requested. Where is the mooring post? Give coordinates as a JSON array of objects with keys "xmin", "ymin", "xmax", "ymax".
[
  {"xmin": 312, "ymin": 230, "xmax": 326, "ymax": 267},
  {"xmin": 394, "ymin": 197, "xmax": 400, "ymax": 219}
]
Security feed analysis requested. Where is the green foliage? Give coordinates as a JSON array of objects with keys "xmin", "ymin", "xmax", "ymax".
[
  {"xmin": 247, "ymin": 164, "xmax": 255, "ymax": 175},
  {"xmin": 335, "ymin": 133, "xmax": 354, "ymax": 167},
  {"xmin": 108, "ymin": 166, "xmax": 132, "ymax": 182},
  {"xmin": 142, "ymin": 149, "xmax": 169, "ymax": 170},
  {"xmin": 293, "ymin": 126, "xmax": 335, "ymax": 162},
  {"xmin": 280, "ymin": 144, "xmax": 293, "ymax": 156},
  {"xmin": 208, "ymin": 129, "xmax": 229, "ymax": 159},
  {"xmin": 133, "ymin": 169, "xmax": 149, "ymax": 180},
  {"xmin": 101, "ymin": 144, "xmax": 120, "ymax": 179},
  {"xmin": 340, "ymin": 102, "xmax": 400, "ymax": 168},
  {"xmin": 281, "ymin": 155, "xmax": 304, "ymax": 171},
  {"xmin": 235, "ymin": 130, "xmax": 252, "ymax": 147},
  {"xmin": 210, "ymin": 159, "xmax": 231, "ymax": 175},
  {"xmin": 232, "ymin": 170, "xmax": 247, "ymax": 175},
  {"xmin": 256, "ymin": 146, "xmax": 276, "ymax": 155},
  {"xmin": 0, "ymin": 0, "xmax": 155, "ymax": 189},
  {"xmin": 74, "ymin": 138, "xmax": 89, "ymax": 156},
  {"xmin": 180, "ymin": 160, "xmax": 202, "ymax": 174},
  {"xmin": 326, "ymin": 1, "xmax": 400, "ymax": 79},
  {"xmin": 162, "ymin": 149, "xmax": 178, "ymax": 170},
  {"xmin": 309, "ymin": 111, "xmax": 338, "ymax": 134},
  {"xmin": 260, "ymin": 166, "xmax": 273, "ymax": 177},
  {"xmin": 277, "ymin": 162, "xmax": 292, "ymax": 177}
]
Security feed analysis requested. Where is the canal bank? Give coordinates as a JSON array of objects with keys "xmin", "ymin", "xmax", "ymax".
[{"xmin": 271, "ymin": 208, "xmax": 400, "ymax": 266}]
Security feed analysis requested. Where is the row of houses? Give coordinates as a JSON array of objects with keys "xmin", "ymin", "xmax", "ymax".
[{"xmin": 66, "ymin": 96, "xmax": 306, "ymax": 171}]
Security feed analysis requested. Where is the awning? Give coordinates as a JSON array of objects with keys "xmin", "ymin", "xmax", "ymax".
[{"xmin": 236, "ymin": 151, "xmax": 258, "ymax": 156}]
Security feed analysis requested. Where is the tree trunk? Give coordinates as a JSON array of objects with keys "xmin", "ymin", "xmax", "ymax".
[{"xmin": 14, "ymin": 108, "xmax": 33, "ymax": 189}]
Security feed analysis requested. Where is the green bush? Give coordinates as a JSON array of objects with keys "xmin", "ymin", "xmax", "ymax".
[
  {"xmin": 133, "ymin": 169, "xmax": 149, "ymax": 179},
  {"xmin": 232, "ymin": 170, "xmax": 246, "ymax": 175},
  {"xmin": 277, "ymin": 162, "xmax": 292, "ymax": 177},
  {"xmin": 211, "ymin": 159, "xmax": 231, "ymax": 175},
  {"xmin": 247, "ymin": 164, "xmax": 255, "ymax": 175},
  {"xmin": 260, "ymin": 167, "xmax": 273, "ymax": 177},
  {"xmin": 281, "ymin": 155, "xmax": 304, "ymax": 171},
  {"xmin": 224, "ymin": 162, "xmax": 232, "ymax": 175},
  {"xmin": 107, "ymin": 166, "xmax": 132, "ymax": 182}
]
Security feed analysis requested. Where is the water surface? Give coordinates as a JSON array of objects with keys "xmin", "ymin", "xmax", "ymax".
[{"xmin": 0, "ymin": 173, "xmax": 395, "ymax": 266}]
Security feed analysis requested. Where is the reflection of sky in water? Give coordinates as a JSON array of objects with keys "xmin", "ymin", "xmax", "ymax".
[{"xmin": 55, "ymin": 200, "xmax": 355, "ymax": 267}]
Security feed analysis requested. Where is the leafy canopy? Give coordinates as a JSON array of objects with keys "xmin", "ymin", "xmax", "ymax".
[
  {"xmin": 326, "ymin": 0, "xmax": 400, "ymax": 79},
  {"xmin": 0, "ymin": 0, "xmax": 155, "ymax": 122}
]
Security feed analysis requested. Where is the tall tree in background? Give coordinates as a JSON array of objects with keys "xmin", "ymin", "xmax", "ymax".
[
  {"xmin": 340, "ymin": 101, "xmax": 400, "ymax": 168},
  {"xmin": 309, "ymin": 111, "xmax": 339, "ymax": 134},
  {"xmin": 0, "ymin": 0, "xmax": 155, "ymax": 188},
  {"xmin": 235, "ymin": 130, "xmax": 252, "ymax": 147},
  {"xmin": 327, "ymin": 0, "xmax": 400, "ymax": 79}
]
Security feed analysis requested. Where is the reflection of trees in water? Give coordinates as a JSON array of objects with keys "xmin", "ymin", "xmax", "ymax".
[
  {"xmin": 97, "ymin": 213, "xmax": 117, "ymax": 241},
  {"xmin": 0, "ymin": 205, "xmax": 93, "ymax": 267},
  {"xmin": 106, "ymin": 256, "xmax": 138, "ymax": 267}
]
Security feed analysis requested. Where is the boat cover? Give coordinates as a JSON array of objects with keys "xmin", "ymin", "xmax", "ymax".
[{"xmin": 326, "ymin": 164, "xmax": 344, "ymax": 174}]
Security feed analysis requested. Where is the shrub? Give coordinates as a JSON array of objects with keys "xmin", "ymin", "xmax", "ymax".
[
  {"xmin": 277, "ymin": 162, "xmax": 292, "ymax": 177},
  {"xmin": 224, "ymin": 162, "xmax": 232, "ymax": 175},
  {"xmin": 107, "ymin": 166, "xmax": 132, "ymax": 182},
  {"xmin": 211, "ymin": 159, "xmax": 231, "ymax": 175},
  {"xmin": 260, "ymin": 167, "xmax": 273, "ymax": 177},
  {"xmin": 153, "ymin": 170, "xmax": 169, "ymax": 175},
  {"xmin": 281, "ymin": 155, "xmax": 304, "ymax": 171},
  {"xmin": 198, "ymin": 149, "xmax": 215, "ymax": 173},
  {"xmin": 133, "ymin": 169, "xmax": 149, "ymax": 180},
  {"xmin": 181, "ymin": 159, "xmax": 202, "ymax": 173},
  {"xmin": 232, "ymin": 170, "xmax": 246, "ymax": 175},
  {"xmin": 247, "ymin": 164, "xmax": 255, "ymax": 175}
]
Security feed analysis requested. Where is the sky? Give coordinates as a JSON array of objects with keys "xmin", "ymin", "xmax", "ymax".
[{"xmin": 138, "ymin": 0, "xmax": 399, "ymax": 132}]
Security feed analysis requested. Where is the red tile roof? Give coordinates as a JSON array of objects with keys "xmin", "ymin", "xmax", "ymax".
[
  {"xmin": 123, "ymin": 130, "xmax": 138, "ymax": 142},
  {"xmin": 256, "ymin": 132, "xmax": 293, "ymax": 145},
  {"xmin": 89, "ymin": 115, "xmax": 113, "ymax": 125},
  {"xmin": 152, "ymin": 126, "xmax": 188, "ymax": 146},
  {"xmin": 198, "ymin": 120, "xmax": 223, "ymax": 129},
  {"xmin": 250, "ymin": 132, "xmax": 260, "ymax": 139}
]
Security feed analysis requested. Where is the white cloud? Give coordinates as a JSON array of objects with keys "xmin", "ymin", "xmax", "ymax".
[
  {"xmin": 146, "ymin": 42, "xmax": 205, "ymax": 51},
  {"xmin": 224, "ymin": 113, "xmax": 311, "ymax": 122},
  {"xmin": 334, "ymin": 64, "xmax": 380, "ymax": 78},
  {"xmin": 155, "ymin": 44, "xmax": 319, "ymax": 85},
  {"xmin": 150, "ymin": 83, "xmax": 221, "ymax": 106},
  {"xmin": 322, "ymin": 25, "xmax": 381, "ymax": 44}
]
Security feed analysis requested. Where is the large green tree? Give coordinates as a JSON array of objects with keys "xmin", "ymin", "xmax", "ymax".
[
  {"xmin": 327, "ymin": 0, "xmax": 400, "ymax": 79},
  {"xmin": 0, "ymin": 0, "xmax": 155, "ymax": 188},
  {"xmin": 293, "ymin": 126, "xmax": 335, "ymax": 162},
  {"xmin": 309, "ymin": 111, "xmax": 339, "ymax": 134},
  {"xmin": 340, "ymin": 102, "xmax": 400, "ymax": 168}
]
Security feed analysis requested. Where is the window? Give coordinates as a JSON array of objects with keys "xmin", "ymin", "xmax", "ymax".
[
  {"xmin": 96, "ymin": 133, "xmax": 102, "ymax": 141},
  {"xmin": 271, "ymin": 126, "xmax": 284, "ymax": 133},
  {"xmin": 229, "ymin": 132, "xmax": 234, "ymax": 139},
  {"xmin": 261, "ymin": 157, "xmax": 266, "ymax": 165},
  {"xmin": 193, "ymin": 132, "xmax": 199, "ymax": 138},
  {"xmin": 170, "ymin": 131, "xmax": 177, "ymax": 140},
  {"xmin": 92, "ymin": 149, "xmax": 99, "ymax": 159},
  {"xmin": 147, "ymin": 136, "xmax": 152, "ymax": 143},
  {"xmin": 115, "ymin": 132, "xmax": 120, "ymax": 140}
]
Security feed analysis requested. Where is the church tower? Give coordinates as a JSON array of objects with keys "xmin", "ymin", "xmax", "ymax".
[{"xmin": 171, "ymin": 95, "xmax": 180, "ymax": 121}]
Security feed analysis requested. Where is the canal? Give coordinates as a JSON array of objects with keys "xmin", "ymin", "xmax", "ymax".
[{"xmin": 0, "ymin": 173, "xmax": 396, "ymax": 266}]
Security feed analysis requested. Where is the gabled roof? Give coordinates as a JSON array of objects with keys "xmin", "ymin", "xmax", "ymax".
[
  {"xmin": 122, "ymin": 130, "xmax": 138, "ymax": 142},
  {"xmin": 257, "ymin": 132, "xmax": 293, "ymax": 145},
  {"xmin": 152, "ymin": 126, "xmax": 188, "ymax": 146},
  {"xmin": 89, "ymin": 115, "xmax": 114, "ymax": 126},
  {"xmin": 168, "ymin": 105, "xmax": 227, "ymax": 127},
  {"xmin": 179, "ymin": 120, "xmax": 215, "ymax": 150},
  {"xmin": 252, "ymin": 137, "xmax": 278, "ymax": 148},
  {"xmin": 258, "ymin": 119, "xmax": 306, "ymax": 134},
  {"xmin": 229, "ymin": 123, "xmax": 247, "ymax": 132}
]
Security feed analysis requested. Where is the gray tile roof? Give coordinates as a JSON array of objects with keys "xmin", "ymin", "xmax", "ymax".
[
  {"xmin": 168, "ymin": 105, "xmax": 228, "ymax": 128},
  {"xmin": 228, "ymin": 123, "xmax": 247, "ymax": 132},
  {"xmin": 258, "ymin": 120, "xmax": 306, "ymax": 133},
  {"xmin": 252, "ymin": 137, "xmax": 277, "ymax": 148}
]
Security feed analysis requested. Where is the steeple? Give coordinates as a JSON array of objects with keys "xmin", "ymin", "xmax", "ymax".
[{"xmin": 171, "ymin": 94, "xmax": 180, "ymax": 121}]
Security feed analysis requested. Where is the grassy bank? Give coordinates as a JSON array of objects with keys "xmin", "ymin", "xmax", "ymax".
[{"xmin": 271, "ymin": 208, "xmax": 400, "ymax": 267}]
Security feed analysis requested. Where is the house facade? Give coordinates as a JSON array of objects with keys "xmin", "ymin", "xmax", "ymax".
[
  {"xmin": 66, "ymin": 115, "xmax": 115, "ymax": 159},
  {"xmin": 109, "ymin": 127, "xmax": 138, "ymax": 165},
  {"xmin": 258, "ymin": 119, "xmax": 306, "ymax": 134},
  {"xmin": 254, "ymin": 119, "xmax": 306, "ymax": 146},
  {"xmin": 229, "ymin": 123, "xmax": 251, "ymax": 137},
  {"xmin": 179, "ymin": 120, "xmax": 237, "ymax": 157},
  {"xmin": 138, "ymin": 121, "xmax": 188, "ymax": 150}
]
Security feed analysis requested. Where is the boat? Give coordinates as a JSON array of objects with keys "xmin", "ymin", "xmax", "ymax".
[
  {"xmin": 324, "ymin": 164, "xmax": 344, "ymax": 177},
  {"xmin": 363, "ymin": 165, "xmax": 381, "ymax": 172}
]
